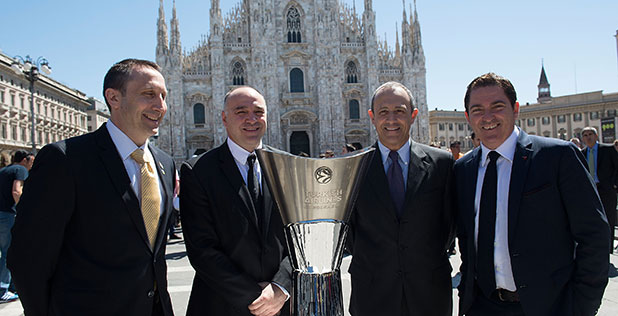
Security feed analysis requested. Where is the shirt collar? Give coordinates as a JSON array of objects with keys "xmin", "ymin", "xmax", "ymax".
[
  {"xmin": 377, "ymin": 139, "xmax": 410, "ymax": 165},
  {"xmin": 106, "ymin": 120, "xmax": 149, "ymax": 161},
  {"xmin": 480, "ymin": 126, "xmax": 519, "ymax": 167},
  {"xmin": 227, "ymin": 137, "xmax": 263, "ymax": 165}
]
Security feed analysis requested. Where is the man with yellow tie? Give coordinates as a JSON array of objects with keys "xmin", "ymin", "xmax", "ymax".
[
  {"xmin": 582, "ymin": 126, "xmax": 618, "ymax": 253},
  {"xmin": 8, "ymin": 59, "xmax": 176, "ymax": 316}
]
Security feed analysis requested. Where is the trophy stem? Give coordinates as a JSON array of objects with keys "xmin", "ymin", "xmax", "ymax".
[
  {"xmin": 284, "ymin": 220, "xmax": 348, "ymax": 316},
  {"xmin": 292, "ymin": 270, "xmax": 344, "ymax": 316}
]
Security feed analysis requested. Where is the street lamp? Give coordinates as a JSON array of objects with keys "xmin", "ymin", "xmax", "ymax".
[{"xmin": 11, "ymin": 55, "xmax": 51, "ymax": 153}]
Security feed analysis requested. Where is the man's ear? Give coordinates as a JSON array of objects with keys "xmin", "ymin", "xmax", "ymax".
[{"xmin": 104, "ymin": 88, "xmax": 122, "ymax": 111}]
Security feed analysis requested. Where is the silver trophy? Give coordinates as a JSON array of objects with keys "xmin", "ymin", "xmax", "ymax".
[{"xmin": 256, "ymin": 147, "xmax": 375, "ymax": 316}]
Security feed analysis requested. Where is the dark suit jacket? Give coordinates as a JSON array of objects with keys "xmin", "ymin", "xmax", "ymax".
[
  {"xmin": 582, "ymin": 143, "xmax": 618, "ymax": 193},
  {"xmin": 8, "ymin": 124, "xmax": 176, "ymax": 316},
  {"xmin": 455, "ymin": 130, "xmax": 609, "ymax": 316},
  {"xmin": 347, "ymin": 141, "xmax": 455, "ymax": 316},
  {"xmin": 583, "ymin": 143, "xmax": 618, "ymax": 228},
  {"xmin": 180, "ymin": 142, "xmax": 292, "ymax": 316}
]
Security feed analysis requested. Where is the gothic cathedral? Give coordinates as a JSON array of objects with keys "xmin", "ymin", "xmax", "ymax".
[{"xmin": 155, "ymin": 0, "xmax": 428, "ymax": 159}]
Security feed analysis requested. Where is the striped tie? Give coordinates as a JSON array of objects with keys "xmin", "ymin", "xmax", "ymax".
[{"xmin": 131, "ymin": 148, "xmax": 161, "ymax": 248}]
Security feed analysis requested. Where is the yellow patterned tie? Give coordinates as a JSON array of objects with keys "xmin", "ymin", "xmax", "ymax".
[{"xmin": 131, "ymin": 148, "xmax": 161, "ymax": 248}]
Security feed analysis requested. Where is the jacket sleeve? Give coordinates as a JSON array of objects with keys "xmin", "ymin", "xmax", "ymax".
[
  {"xmin": 8, "ymin": 144, "xmax": 75, "ymax": 316},
  {"xmin": 179, "ymin": 161, "xmax": 263, "ymax": 312},
  {"xmin": 559, "ymin": 144, "xmax": 609, "ymax": 315}
]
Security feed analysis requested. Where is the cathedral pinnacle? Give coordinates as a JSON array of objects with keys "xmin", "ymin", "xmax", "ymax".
[
  {"xmin": 170, "ymin": 0, "xmax": 181, "ymax": 55},
  {"xmin": 156, "ymin": 0, "xmax": 169, "ymax": 55},
  {"xmin": 364, "ymin": 0, "xmax": 372, "ymax": 11}
]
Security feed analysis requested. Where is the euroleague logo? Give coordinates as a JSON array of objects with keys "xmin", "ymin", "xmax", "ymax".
[{"xmin": 314, "ymin": 166, "xmax": 332, "ymax": 184}]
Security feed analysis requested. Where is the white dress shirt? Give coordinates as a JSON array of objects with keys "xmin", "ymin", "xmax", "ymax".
[
  {"xmin": 377, "ymin": 139, "xmax": 410, "ymax": 187},
  {"xmin": 474, "ymin": 127, "xmax": 519, "ymax": 292},
  {"xmin": 227, "ymin": 137, "xmax": 262, "ymax": 191},
  {"xmin": 106, "ymin": 121, "xmax": 164, "ymax": 215}
]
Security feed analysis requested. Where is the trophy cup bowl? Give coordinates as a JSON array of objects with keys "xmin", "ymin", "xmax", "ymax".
[{"xmin": 256, "ymin": 147, "xmax": 375, "ymax": 316}]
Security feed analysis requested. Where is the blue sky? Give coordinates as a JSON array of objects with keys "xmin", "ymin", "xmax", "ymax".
[{"xmin": 1, "ymin": 0, "xmax": 617, "ymax": 110}]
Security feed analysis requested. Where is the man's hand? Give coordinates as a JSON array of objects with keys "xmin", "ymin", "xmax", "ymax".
[{"xmin": 248, "ymin": 282, "xmax": 286, "ymax": 316}]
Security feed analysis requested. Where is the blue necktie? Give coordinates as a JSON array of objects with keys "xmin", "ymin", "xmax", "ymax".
[
  {"xmin": 387, "ymin": 150, "xmax": 405, "ymax": 217},
  {"xmin": 477, "ymin": 151, "xmax": 500, "ymax": 298}
]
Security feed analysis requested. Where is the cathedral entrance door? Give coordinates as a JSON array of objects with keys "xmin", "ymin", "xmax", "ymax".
[{"xmin": 290, "ymin": 131, "xmax": 310, "ymax": 156}]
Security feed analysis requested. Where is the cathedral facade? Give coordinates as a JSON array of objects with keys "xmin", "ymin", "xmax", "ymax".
[{"xmin": 155, "ymin": 0, "xmax": 428, "ymax": 160}]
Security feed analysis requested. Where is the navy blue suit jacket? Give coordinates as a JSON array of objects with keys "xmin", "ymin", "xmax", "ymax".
[{"xmin": 455, "ymin": 130, "xmax": 609, "ymax": 316}]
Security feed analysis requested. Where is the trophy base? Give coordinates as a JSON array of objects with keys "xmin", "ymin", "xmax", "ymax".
[{"xmin": 292, "ymin": 270, "xmax": 344, "ymax": 316}]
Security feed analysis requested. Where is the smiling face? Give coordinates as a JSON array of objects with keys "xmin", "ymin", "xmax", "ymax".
[
  {"xmin": 106, "ymin": 66, "xmax": 167, "ymax": 146},
  {"xmin": 222, "ymin": 87, "xmax": 267, "ymax": 152},
  {"xmin": 465, "ymin": 85, "xmax": 519, "ymax": 150},
  {"xmin": 369, "ymin": 86, "xmax": 418, "ymax": 151}
]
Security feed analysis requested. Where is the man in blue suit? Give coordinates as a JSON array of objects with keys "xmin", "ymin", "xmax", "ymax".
[{"xmin": 454, "ymin": 73, "xmax": 609, "ymax": 316}]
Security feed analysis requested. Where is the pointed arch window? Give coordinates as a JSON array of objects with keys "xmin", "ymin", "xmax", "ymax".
[
  {"xmin": 346, "ymin": 61, "xmax": 359, "ymax": 83},
  {"xmin": 349, "ymin": 99, "xmax": 360, "ymax": 120},
  {"xmin": 286, "ymin": 7, "xmax": 302, "ymax": 43},
  {"xmin": 232, "ymin": 61, "xmax": 245, "ymax": 85},
  {"xmin": 193, "ymin": 103, "xmax": 205, "ymax": 126}
]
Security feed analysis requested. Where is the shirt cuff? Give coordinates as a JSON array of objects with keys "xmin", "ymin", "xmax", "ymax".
[{"xmin": 271, "ymin": 282, "xmax": 290, "ymax": 301}]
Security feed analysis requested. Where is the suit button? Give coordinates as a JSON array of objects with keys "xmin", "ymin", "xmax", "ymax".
[
  {"xmin": 511, "ymin": 253, "xmax": 520, "ymax": 257},
  {"xmin": 147, "ymin": 290, "xmax": 155, "ymax": 298},
  {"xmin": 519, "ymin": 285, "xmax": 527, "ymax": 289}
]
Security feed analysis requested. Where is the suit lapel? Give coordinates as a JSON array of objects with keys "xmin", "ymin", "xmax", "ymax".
[
  {"xmin": 403, "ymin": 142, "xmax": 429, "ymax": 217},
  {"xmin": 150, "ymin": 145, "xmax": 172, "ymax": 254},
  {"xmin": 464, "ymin": 148, "xmax": 482, "ymax": 237},
  {"xmin": 367, "ymin": 143, "xmax": 398, "ymax": 220},
  {"xmin": 94, "ymin": 125, "xmax": 151, "ymax": 250},
  {"xmin": 507, "ymin": 132, "xmax": 533, "ymax": 245},
  {"xmin": 219, "ymin": 142, "xmax": 260, "ymax": 230},
  {"xmin": 262, "ymin": 179, "xmax": 273, "ymax": 240}
]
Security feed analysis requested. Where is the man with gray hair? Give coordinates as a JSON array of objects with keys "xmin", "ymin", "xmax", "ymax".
[
  {"xmin": 582, "ymin": 126, "xmax": 618, "ymax": 253},
  {"xmin": 346, "ymin": 81, "xmax": 455, "ymax": 315}
]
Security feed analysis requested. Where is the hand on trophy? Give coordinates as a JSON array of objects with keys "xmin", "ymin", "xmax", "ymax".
[{"xmin": 247, "ymin": 282, "xmax": 285, "ymax": 316}]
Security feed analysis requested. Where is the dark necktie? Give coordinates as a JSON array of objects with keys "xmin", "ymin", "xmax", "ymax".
[
  {"xmin": 246, "ymin": 154, "xmax": 262, "ymax": 228},
  {"xmin": 387, "ymin": 150, "xmax": 405, "ymax": 217},
  {"xmin": 477, "ymin": 150, "xmax": 500, "ymax": 298},
  {"xmin": 246, "ymin": 154, "xmax": 260, "ymax": 205}
]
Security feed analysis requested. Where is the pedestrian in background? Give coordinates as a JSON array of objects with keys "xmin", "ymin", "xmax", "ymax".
[
  {"xmin": 0, "ymin": 150, "xmax": 33, "ymax": 303},
  {"xmin": 581, "ymin": 126, "xmax": 618, "ymax": 254}
]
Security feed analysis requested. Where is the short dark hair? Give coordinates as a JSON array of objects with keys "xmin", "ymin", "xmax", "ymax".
[
  {"xmin": 370, "ymin": 81, "xmax": 415, "ymax": 112},
  {"xmin": 223, "ymin": 85, "xmax": 264, "ymax": 111},
  {"xmin": 464, "ymin": 72, "xmax": 517, "ymax": 113},
  {"xmin": 12, "ymin": 150, "xmax": 33, "ymax": 164},
  {"xmin": 450, "ymin": 141, "xmax": 461, "ymax": 148},
  {"xmin": 103, "ymin": 59, "xmax": 161, "ymax": 111}
]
